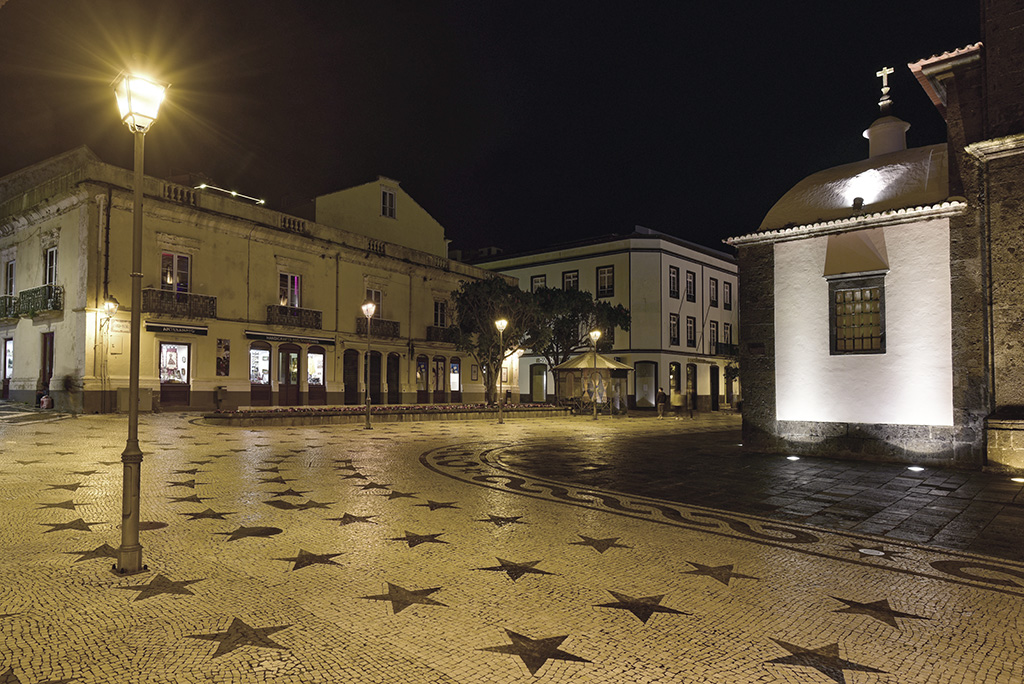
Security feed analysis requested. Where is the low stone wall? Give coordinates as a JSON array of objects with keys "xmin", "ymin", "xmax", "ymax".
[
  {"xmin": 986, "ymin": 418, "xmax": 1024, "ymax": 470},
  {"xmin": 203, "ymin": 406, "xmax": 570, "ymax": 428}
]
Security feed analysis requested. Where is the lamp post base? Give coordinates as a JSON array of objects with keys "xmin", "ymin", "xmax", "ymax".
[{"xmin": 113, "ymin": 546, "xmax": 147, "ymax": 575}]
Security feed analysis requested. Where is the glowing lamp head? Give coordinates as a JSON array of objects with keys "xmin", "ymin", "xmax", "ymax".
[
  {"xmin": 113, "ymin": 71, "xmax": 167, "ymax": 134},
  {"xmin": 495, "ymin": 319, "xmax": 508, "ymax": 333},
  {"xmin": 589, "ymin": 329, "xmax": 602, "ymax": 344},
  {"xmin": 361, "ymin": 300, "xmax": 377, "ymax": 319},
  {"xmin": 102, "ymin": 296, "xmax": 120, "ymax": 318}
]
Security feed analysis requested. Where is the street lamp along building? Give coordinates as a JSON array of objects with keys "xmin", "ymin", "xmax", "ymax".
[{"xmin": 0, "ymin": 149, "xmax": 499, "ymax": 412}]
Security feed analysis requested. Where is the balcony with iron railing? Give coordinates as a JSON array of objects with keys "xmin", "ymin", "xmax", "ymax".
[
  {"xmin": 268, "ymin": 304, "xmax": 322, "ymax": 329},
  {"xmin": 17, "ymin": 285, "xmax": 63, "ymax": 317},
  {"xmin": 142, "ymin": 288, "xmax": 218, "ymax": 319},
  {"xmin": 356, "ymin": 316, "xmax": 401, "ymax": 339},
  {"xmin": 426, "ymin": 325, "xmax": 453, "ymax": 343},
  {"xmin": 0, "ymin": 295, "xmax": 17, "ymax": 320},
  {"xmin": 715, "ymin": 342, "xmax": 740, "ymax": 357}
]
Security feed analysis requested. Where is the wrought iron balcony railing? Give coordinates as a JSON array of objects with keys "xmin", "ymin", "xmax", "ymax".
[
  {"xmin": 356, "ymin": 316, "xmax": 400, "ymax": 339},
  {"xmin": 715, "ymin": 343, "xmax": 740, "ymax": 357},
  {"xmin": 0, "ymin": 295, "xmax": 17, "ymax": 320},
  {"xmin": 17, "ymin": 285, "xmax": 63, "ymax": 317},
  {"xmin": 142, "ymin": 288, "xmax": 218, "ymax": 319},
  {"xmin": 268, "ymin": 304, "xmax": 322, "ymax": 329},
  {"xmin": 426, "ymin": 325, "xmax": 453, "ymax": 343}
]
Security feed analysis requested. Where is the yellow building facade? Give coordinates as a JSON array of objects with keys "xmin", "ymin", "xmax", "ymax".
[{"xmin": 0, "ymin": 148, "xmax": 496, "ymax": 412}]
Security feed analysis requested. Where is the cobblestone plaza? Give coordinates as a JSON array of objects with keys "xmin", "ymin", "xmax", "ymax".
[{"xmin": 1, "ymin": 407, "xmax": 1023, "ymax": 683}]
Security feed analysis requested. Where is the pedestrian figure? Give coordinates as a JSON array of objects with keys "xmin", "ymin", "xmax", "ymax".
[
  {"xmin": 656, "ymin": 387, "xmax": 668, "ymax": 419},
  {"xmin": 670, "ymin": 388, "xmax": 684, "ymax": 420}
]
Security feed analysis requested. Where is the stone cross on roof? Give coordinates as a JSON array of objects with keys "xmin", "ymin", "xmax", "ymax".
[{"xmin": 876, "ymin": 66, "xmax": 895, "ymax": 114}]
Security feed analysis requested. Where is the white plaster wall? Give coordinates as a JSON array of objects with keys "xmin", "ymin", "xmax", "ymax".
[{"xmin": 774, "ymin": 218, "xmax": 953, "ymax": 426}]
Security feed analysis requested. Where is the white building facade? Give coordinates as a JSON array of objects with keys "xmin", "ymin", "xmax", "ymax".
[{"xmin": 477, "ymin": 227, "xmax": 739, "ymax": 411}]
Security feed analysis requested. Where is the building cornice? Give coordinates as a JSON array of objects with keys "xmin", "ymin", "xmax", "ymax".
[
  {"xmin": 964, "ymin": 133, "xmax": 1024, "ymax": 161},
  {"xmin": 725, "ymin": 200, "xmax": 966, "ymax": 247}
]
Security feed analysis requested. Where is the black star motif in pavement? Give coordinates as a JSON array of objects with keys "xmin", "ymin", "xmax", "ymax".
[
  {"xmin": 46, "ymin": 482, "xmax": 85, "ymax": 492},
  {"xmin": 841, "ymin": 543, "xmax": 905, "ymax": 560},
  {"xmin": 477, "ymin": 514, "xmax": 525, "ymax": 527},
  {"xmin": 830, "ymin": 596, "xmax": 928, "ymax": 629},
  {"xmin": 683, "ymin": 561, "xmax": 758, "ymax": 586},
  {"xmin": 264, "ymin": 499, "xmax": 299, "ymax": 510},
  {"xmin": 295, "ymin": 499, "xmax": 333, "ymax": 510},
  {"xmin": 570, "ymin": 535, "xmax": 630, "ymax": 553},
  {"xmin": 187, "ymin": 618, "xmax": 290, "ymax": 658},
  {"xmin": 37, "ymin": 500, "xmax": 86, "ymax": 511},
  {"xmin": 205, "ymin": 453, "xmax": 232, "ymax": 459},
  {"xmin": 114, "ymin": 573, "xmax": 202, "ymax": 601},
  {"xmin": 328, "ymin": 513, "xmax": 377, "ymax": 526},
  {"xmin": 65, "ymin": 543, "xmax": 117, "ymax": 562},
  {"xmin": 227, "ymin": 448, "xmax": 248, "ymax": 452},
  {"xmin": 480, "ymin": 629, "xmax": 590, "ymax": 675},
  {"xmin": 166, "ymin": 479, "xmax": 203, "ymax": 489},
  {"xmin": 0, "ymin": 668, "xmax": 23, "ymax": 684},
  {"xmin": 180, "ymin": 508, "xmax": 235, "ymax": 521},
  {"xmin": 333, "ymin": 458, "xmax": 354, "ymax": 466},
  {"xmin": 477, "ymin": 558, "xmax": 555, "ymax": 581},
  {"xmin": 15, "ymin": 460, "xmax": 42, "ymax": 466},
  {"xmin": 595, "ymin": 590, "xmax": 688, "ymax": 624},
  {"xmin": 167, "ymin": 494, "xmax": 211, "ymax": 504},
  {"xmin": 767, "ymin": 638, "xmax": 886, "ymax": 684},
  {"xmin": 416, "ymin": 500, "xmax": 460, "ymax": 511},
  {"xmin": 216, "ymin": 526, "xmax": 283, "ymax": 542},
  {"xmin": 172, "ymin": 468, "xmax": 202, "ymax": 475},
  {"xmin": 388, "ymin": 531, "xmax": 448, "ymax": 548},
  {"xmin": 361, "ymin": 582, "xmax": 446, "ymax": 614},
  {"xmin": 383, "ymin": 490, "xmax": 418, "ymax": 500},
  {"xmin": 256, "ymin": 466, "xmax": 280, "ymax": 473},
  {"xmin": 339, "ymin": 471, "xmax": 368, "ymax": 480},
  {"xmin": 71, "ymin": 470, "xmax": 98, "ymax": 476},
  {"xmin": 258, "ymin": 476, "xmax": 292, "ymax": 485},
  {"xmin": 271, "ymin": 488, "xmax": 310, "ymax": 498},
  {"xmin": 275, "ymin": 549, "xmax": 342, "ymax": 571},
  {"xmin": 40, "ymin": 518, "xmax": 103, "ymax": 533},
  {"xmin": 96, "ymin": 460, "xmax": 120, "ymax": 465},
  {"xmin": 358, "ymin": 481, "xmax": 391, "ymax": 490}
]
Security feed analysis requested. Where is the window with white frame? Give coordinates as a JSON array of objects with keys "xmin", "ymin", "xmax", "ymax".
[
  {"xmin": 686, "ymin": 315, "xmax": 696, "ymax": 347},
  {"xmin": 161, "ymin": 252, "xmax": 191, "ymax": 293},
  {"xmin": 44, "ymin": 247, "xmax": 57, "ymax": 286},
  {"xmin": 596, "ymin": 265, "xmax": 614, "ymax": 298},
  {"xmin": 709, "ymin": 277, "xmax": 719, "ymax": 307},
  {"xmin": 381, "ymin": 187, "xmax": 396, "ymax": 219},
  {"xmin": 723, "ymin": 322, "xmax": 732, "ymax": 345},
  {"xmin": 723, "ymin": 281, "xmax": 733, "ymax": 310},
  {"xmin": 685, "ymin": 270, "xmax": 696, "ymax": 302},
  {"xmin": 279, "ymin": 273, "xmax": 301, "ymax": 307},
  {"xmin": 3, "ymin": 260, "xmax": 14, "ymax": 295},
  {"xmin": 669, "ymin": 265, "xmax": 680, "ymax": 299},
  {"xmin": 365, "ymin": 288, "xmax": 382, "ymax": 318},
  {"xmin": 710, "ymin": 320, "xmax": 719, "ymax": 353},
  {"xmin": 562, "ymin": 270, "xmax": 578, "ymax": 290},
  {"xmin": 669, "ymin": 313, "xmax": 680, "ymax": 346},
  {"xmin": 531, "ymin": 275, "xmax": 546, "ymax": 292},
  {"xmin": 434, "ymin": 300, "xmax": 448, "ymax": 327}
]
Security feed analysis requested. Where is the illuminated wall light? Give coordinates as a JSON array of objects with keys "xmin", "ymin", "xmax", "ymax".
[
  {"xmin": 1011, "ymin": 477, "xmax": 1024, "ymax": 483},
  {"xmin": 786, "ymin": 455, "xmax": 800, "ymax": 461},
  {"xmin": 907, "ymin": 466, "xmax": 925, "ymax": 472},
  {"xmin": 194, "ymin": 183, "xmax": 265, "ymax": 205}
]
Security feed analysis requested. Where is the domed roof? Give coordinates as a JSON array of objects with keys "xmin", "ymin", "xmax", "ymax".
[{"xmin": 759, "ymin": 143, "xmax": 949, "ymax": 232}]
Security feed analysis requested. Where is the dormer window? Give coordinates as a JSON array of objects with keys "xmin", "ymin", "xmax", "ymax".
[{"xmin": 381, "ymin": 187, "xmax": 396, "ymax": 219}]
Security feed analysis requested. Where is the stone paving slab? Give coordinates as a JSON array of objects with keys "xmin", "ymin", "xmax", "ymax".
[{"xmin": 0, "ymin": 412, "xmax": 1023, "ymax": 682}]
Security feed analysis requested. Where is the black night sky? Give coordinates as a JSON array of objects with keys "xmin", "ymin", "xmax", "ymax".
[{"xmin": 0, "ymin": 1, "xmax": 979, "ymax": 255}]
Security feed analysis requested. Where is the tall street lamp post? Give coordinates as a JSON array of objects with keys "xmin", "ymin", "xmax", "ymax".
[
  {"xmin": 362, "ymin": 299, "xmax": 377, "ymax": 430},
  {"xmin": 495, "ymin": 318, "xmax": 507, "ymax": 424},
  {"xmin": 590, "ymin": 329, "xmax": 602, "ymax": 421},
  {"xmin": 111, "ymin": 69, "xmax": 167, "ymax": 574}
]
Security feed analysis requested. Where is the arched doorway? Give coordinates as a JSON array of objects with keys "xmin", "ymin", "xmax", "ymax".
[
  {"xmin": 432, "ymin": 355, "xmax": 446, "ymax": 403},
  {"xmin": 159, "ymin": 341, "xmax": 191, "ymax": 407},
  {"xmin": 634, "ymin": 361, "xmax": 656, "ymax": 408},
  {"xmin": 416, "ymin": 355, "xmax": 428, "ymax": 403},
  {"xmin": 343, "ymin": 349, "xmax": 360, "ymax": 404},
  {"xmin": 709, "ymin": 364, "xmax": 720, "ymax": 411},
  {"xmin": 307, "ymin": 345, "xmax": 326, "ymax": 405},
  {"xmin": 686, "ymin": 363, "xmax": 698, "ymax": 413},
  {"xmin": 450, "ymin": 357, "xmax": 462, "ymax": 402},
  {"xmin": 278, "ymin": 343, "xmax": 301, "ymax": 406},
  {"xmin": 368, "ymin": 350, "xmax": 382, "ymax": 405},
  {"xmin": 530, "ymin": 363, "xmax": 547, "ymax": 403},
  {"xmin": 387, "ymin": 353, "xmax": 401, "ymax": 404},
  {"xmin": 249, "ymin": 341, "xmax": 271, "ymax": 406}
]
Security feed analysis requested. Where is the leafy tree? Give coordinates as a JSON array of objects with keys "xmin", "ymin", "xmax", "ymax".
[
  {"xmin": 449, "ymin": 277, "xmax": 537, "ymax": 403},
  {"xmin": 524, "ymin": 287, "xmax": 631, "ymax": 399}
]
